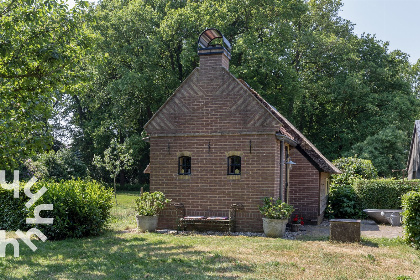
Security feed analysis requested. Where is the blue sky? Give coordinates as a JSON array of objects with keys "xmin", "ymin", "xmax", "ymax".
[{"xmin": 339, "ymin": 0, "xmax": 420, "ymax": 64}]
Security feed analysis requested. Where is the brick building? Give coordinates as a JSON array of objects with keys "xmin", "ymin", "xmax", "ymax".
[{"xmin": 144, "ymin": 29, "xmax": 340, "ymax": 232}]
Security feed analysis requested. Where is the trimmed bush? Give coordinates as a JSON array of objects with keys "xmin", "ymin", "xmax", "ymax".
[
  {"xmin": 401, "ymin": 191, "xmax": 420, "ymax": 249},
  {"xmin": 0, "ymin": 186, "xmax": 30, "ymax": 231},
  {"xmin": 32, "ymin": 180, "xmax": 113, "ymax": 240},
  {"xmin": 326, "ymin": 157, "xmax": 378, "ymax": 218},
  {"xmin": 354, "ymin": 179, "xmax": 420, "ymax": 209},
  {"xmin": 326, "ymin": 185, "xmax": 362, "ymax": 218}
]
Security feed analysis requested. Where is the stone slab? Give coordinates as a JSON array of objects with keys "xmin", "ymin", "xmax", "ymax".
[{"xmin": 330, "ymin": 219, "xmax": 361, "ymax": 242}]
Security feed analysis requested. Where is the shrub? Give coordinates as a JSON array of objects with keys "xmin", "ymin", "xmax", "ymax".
[
  {"xmin": 259, "ymin": 197, "xmax": 294, "ymax": 219},
  {"xmin": 401, "ymin": 191, "xmax": 420, "ymax": 249},
  {"xmin": 326, "ymin": 185, "xmax": 362, "ymax": 218},
  {"xmin": 135, "ymin": 191, "xmax": 170, "ymax": 216},
  {"xmin": 330, "ymin": 157, "xmax": 378, "ymax": 186},
  {"xmin": 326, "ymin": 157, "xmax": 378, "ymax": 218},
  {"xmin": 0, "ymin": 186, "xmax": 30, "ymax": 231},
  {"xmin": 354, "ymin": 179, "xmax": 420, "ymax": 209},
  {"xmin": 33, "ymin": 180, "xmax": 113, "ymax": 240}
]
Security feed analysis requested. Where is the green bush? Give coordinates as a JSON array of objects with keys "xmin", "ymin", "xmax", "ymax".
[
  {"xmin": 0, "ymin": 186, "xmax": 30, "ymax": 231},
  {"xmin": 354, "ymin": 179, "xmax": 420, "ymax": 209},
  {"xmin": 258, "ymin": 197, "xmax": 294, "ymax": 219},
  {"xmin": 330, "ymin": 157, "xmax": 378, "ymax": 186},
  {"xmin": 401, "ymin": 191, "xmax": 420, "ymax": 249},
  {"xmin": 33, "ymin": 180, "xmax": 113, "ymax": 240},
  {"xmin": 326, "ymin": 157, "xmax": 378, "ymax": 219},
  {"xmin": 326, "ymin": 185, "xmax": 362, "ymax": 218},
  {"xmin": 135, "ymin": 191, "xmax": 170, "ymax": 216}
]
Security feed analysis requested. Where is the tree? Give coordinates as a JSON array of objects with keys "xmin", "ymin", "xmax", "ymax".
[
  {"xmin": 64, "ymin": 0, "xmax": 419, "ymax": 185},
  {"xmin": 24, "ymin": 148, "xmax": 87, "ymax": 181},
  {"xmin": 93, "ymin": 139, "xmax": 133, "ymax": 204},
  {"xmin": 346, "ymin": 126, "xmax": 409, "ymax": 177},
  {"xmin": 0, "ymin": 0, "xmax": 91, "ymax": 170}
]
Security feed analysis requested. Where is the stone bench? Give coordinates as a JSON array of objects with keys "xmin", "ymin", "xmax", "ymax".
[
  {"xmin": 173, "ymin": 203, "xmax": 244, "ymax": 232},
  {"xmin": 330, "ymin": 219, "xmax": 361, "ymax": 242}
]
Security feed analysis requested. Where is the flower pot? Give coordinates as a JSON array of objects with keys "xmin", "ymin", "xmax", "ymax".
[
  {"xmin": 291, "ymin": 223, "xmax": 300, "ymax": 232},
  {"xmin": 136, "ymin": 215, "xmax": 158, "ymax": 232},
  {"xmin": 262, "ymin": 218, "xmax": 288, "ymax": 238}
]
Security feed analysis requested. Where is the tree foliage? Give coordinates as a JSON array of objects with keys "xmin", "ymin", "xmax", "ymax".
[
  {"xmin": 4, "ymin": 0, "xmax": 420, "ymax": 182},
  {"xmin": 64, "ymin": 0, "xmax": 419, "ymax": 183},
  {"xmin": 0, "ymin": 0, "xmax": 91, "ymax": 170},
  {"xmin": 93, "ymin": 139, "xmax": 133, "ymax": 202},
  {"xmin": 24, "ymin": 148, "xmax": 87, "ymax": 180}
]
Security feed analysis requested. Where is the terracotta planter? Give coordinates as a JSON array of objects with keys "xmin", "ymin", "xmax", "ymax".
[
  {"xmin": 262, "ymin": 218, "xmax": 288, "ymax": 238},
  {"xmin": 136, "ymin": 215, "xmax": 158, "ymax": 232}
]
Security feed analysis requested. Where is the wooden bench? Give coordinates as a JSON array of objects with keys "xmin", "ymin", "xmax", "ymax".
[{"xmin": 172, "ymin": 203, "xmax": 244, "ymax": 232}]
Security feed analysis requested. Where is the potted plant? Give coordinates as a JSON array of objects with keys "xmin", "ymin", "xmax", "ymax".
[
  {"xmin": 135, "ymin": 191, "xmax": 171, "ymax": 232},
  {"xmin": 259, "ymin": 197, "xmax": 294, "ymax": 237},
  {"xmin": 291, "ymin": 214, "xmax": 304, "ymax": 232}
]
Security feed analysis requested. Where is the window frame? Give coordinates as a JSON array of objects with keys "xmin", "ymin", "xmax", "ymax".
[
  {"xmin": 227, "ymin": 155, "xmax": 241, "ymax": 175},
  {"xmin": 178, "ymin": 156, "xmax": 191, "ymax": 175}
]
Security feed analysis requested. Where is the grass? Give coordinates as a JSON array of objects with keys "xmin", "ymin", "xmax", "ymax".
[
  {"xmin": 1, "ymin": 191, "xmax": 419, "ymax": 279},
  {"xmin": 109, "ymin": 191, "xmax": 139, "ymax": 231}
]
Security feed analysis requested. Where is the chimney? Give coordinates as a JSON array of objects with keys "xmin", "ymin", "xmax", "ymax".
[{"xmin": 197, "ymin": 29, "xmax": 231, "ymax": 71}]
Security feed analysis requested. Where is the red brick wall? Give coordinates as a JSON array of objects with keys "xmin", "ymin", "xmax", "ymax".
[
  {"xmin": 146, "ymin": 52, "xmax": 326, "ymax": 231},
  {"xmin": 288, "ymin": 148, "xmax": 321, "ymax": 223},
  {"xmin": 198, "ymin": 51, "xmax": 230, "ymax": 70},
  {"xmin": 145, "ymin": 59, "xmax": 281, "ymax": 136},
  {"xmin": 150, "ymin": 134, "xmax": 279, "ymax": 232}
]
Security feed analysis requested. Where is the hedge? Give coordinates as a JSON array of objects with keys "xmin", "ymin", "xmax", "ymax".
[
  {"xmin": 0, "ymin": 185, "xmax": 30, "ymax": 231},
  {"xmin": 33, "ymin": 180, "xmax": 113, "ymax": 240},
  {"xmin": 401, "ymin": 191, "xmax": 420, "ymax": 249},
  {"xmin": 354, "ymin": 179, "xmax": 420, "ymax": 209},
  {"xmin": 326, "ymin": 157, "xmax": 378, "ymax": 218},
  {"xmin": 0, "ymin": 180, "xmax": 113, "ymax": 240}
]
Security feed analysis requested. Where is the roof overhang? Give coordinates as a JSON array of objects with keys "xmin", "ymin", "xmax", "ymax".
[{"xmin": 276, "ymin": 133, "xmax": 297, "ymax": 147}]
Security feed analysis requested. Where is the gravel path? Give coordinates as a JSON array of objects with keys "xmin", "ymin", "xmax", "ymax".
[
  {"xmin": 155, "ymin": 219, "xmax": 404, "ymax": 240},
  {"xmin": 295, "ymin": 219, "xmax": 403, "ymax": 239}
]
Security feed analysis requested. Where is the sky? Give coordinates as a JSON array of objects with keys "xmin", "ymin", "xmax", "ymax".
[
  {"xmin": 339, "ymin": 0, "xmax": 420, "ymax": 64},
  {"xmin": 67, "ymin": 0, "xmax": 420, "ymax": 64}
]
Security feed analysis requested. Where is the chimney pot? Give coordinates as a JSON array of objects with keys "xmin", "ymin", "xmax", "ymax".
[{"xmin": 197, "ymin": 28, "xmax": 231, "ymax": 70}]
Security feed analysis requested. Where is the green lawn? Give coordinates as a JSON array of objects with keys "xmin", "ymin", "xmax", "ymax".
[
  {"xmin": 109, "ymin": 191, "xmax": 139, "ymax": 231},
  {"xmin": 1, "ymin": 192, "xmax": 419, "ymax": 279}
]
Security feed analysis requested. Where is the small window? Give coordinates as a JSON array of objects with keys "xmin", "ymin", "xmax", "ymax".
[
  {"xmin": 178, "ymin": 156, "xmax": 191, "ymax": 175},
  {"xmin": 227, "ymin": 156, "xmax": 241, "ymax": 175}
]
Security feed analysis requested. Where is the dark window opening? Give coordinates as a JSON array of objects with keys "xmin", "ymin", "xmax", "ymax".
[
  {"xmin": 178, "ymin": 156, "xmax": 191, "ymax": 175},
  {"xmin": 227, "ymin": 156, "xmax": 241, "ymax": 175}
]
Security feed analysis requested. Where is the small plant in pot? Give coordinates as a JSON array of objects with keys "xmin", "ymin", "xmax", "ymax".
[
  {"xmin": 259, "ymin": 197, "xmax": 294, "ymax": 237},
  {"xmin": 135, "ymin": 191, "xmax": 171, "ymax": 232},
  {"xmin": 291, "ymin": 214, "xmax": 304, "ymax": 232}
]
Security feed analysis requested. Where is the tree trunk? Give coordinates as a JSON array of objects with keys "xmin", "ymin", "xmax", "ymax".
[
  {"xmin": 119, "ymin": 170, "xmax": 125, "ymax": 186},
  {"xmin": 114, "ymin": 175, "xmax": 117, "ymax": 205}
]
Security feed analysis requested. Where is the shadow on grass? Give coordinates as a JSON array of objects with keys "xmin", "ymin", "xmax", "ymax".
[{"xmin": 1, "ymin": 232, "xmax": 252, "ymax": 279}]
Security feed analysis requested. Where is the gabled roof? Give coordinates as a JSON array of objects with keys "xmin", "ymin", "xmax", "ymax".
[{"xmin": 238, "ymin": 80, "xmax": 341, "ymax": 174}]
